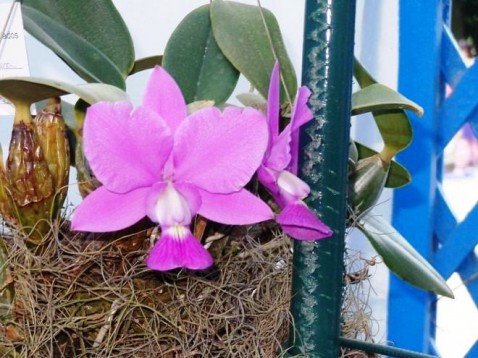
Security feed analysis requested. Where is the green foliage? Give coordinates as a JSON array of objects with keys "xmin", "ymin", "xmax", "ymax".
[
  {"xmin": 0, "ymin": 78, "xmax": 128, "ymax": 106},
  {"xmin": 163, "ymin": 5, "xmax": 239, "ymax": 105},
  {"xmin": 353, "ymin": 59, "xmax": 422, "ymax": 163},
  {"xmin": 360, "ymin": 214, "xmax": 454, "ymax": 298},
  {"xmin": 210, "ymin": 0, "xmax": 297, "ymax": 104},
  {"xmin": 354, "ymin": 142, "xmax": 411, "ymax": 188},
  {"xmin": 22, "ymin": 0, "xmax": 134, "ymax": 88}
]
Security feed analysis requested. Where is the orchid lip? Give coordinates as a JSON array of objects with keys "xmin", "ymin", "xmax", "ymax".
[
  {"xmin": 164, "ymin": 225, "xmax": 190, "ymax": 241},
  {"xmin": 277, "ymin": 170, "xmax": 310, "ymax": 201},
  {"xmin": 154, "ymin": 183, "xmax": 192, "ymax": 227}
]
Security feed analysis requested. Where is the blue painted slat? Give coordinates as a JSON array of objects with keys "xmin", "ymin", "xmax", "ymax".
[
  {"xmin": 391, "ymin": 1, "xmax": 443, "ymax": 353},
  {"xmin": 433, "ymin": 203, "xmax": 478, "ymax": 279},
  {"xmin": 434, "ymin": 185, "xmax": 458, "ymax": 246},
  {"xmin": 441, "ymin": 25, "xmax": 467, "ymax": 89},
  {"xmin": 466, "ymin": 341, "xmax": 478, "ymax": 358},
  {"xmin": 437, "ymin": 62, "xmax": 478, "ymax": 152},
  {"xmin": 457, "ymin": 252, "xmax": 478, "ymax": 305}
]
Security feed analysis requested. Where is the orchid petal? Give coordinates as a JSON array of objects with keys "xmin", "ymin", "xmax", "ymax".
[
  {"xmin": 289, "ymin": 86, "xmax": 313, "ymax": 173},
  {"xmin": 267, "ymin": 62, "xmax": 281, "ymax": 140},
  {"xmin": 257, "ymin": 165, "xmax": 280, "ymax": 196},
  {"xmin": 71, "ymin": 186, "xmax": 150, "ymax": 232},
  {"xmin": 290, "ymin": 86, "xmax": 313, "ymax": 132},
  {"xmin": 197, "ymin": 188, "xmax": 273, "ymax": 225},
  {"xmin": 142, "ymin": 66, "xmax": 187, "ymax": 133},
  {"xmin": 276, "ymin": 201, "xmax": 333, "ymax": 240},
  {"xmin": 173, "ymin": 106, "xmax": 268, "ymax": 193},
  {"xmin": 146, "ymin": 226, "xmax": 213, "ymax": 271},
  {"xmin": 266, "ymin": 125, "xmax": 292, "ymax": 171},
  {"xmin": 84, "ymin": 103, "xmax": 173, "ymax": 193}
]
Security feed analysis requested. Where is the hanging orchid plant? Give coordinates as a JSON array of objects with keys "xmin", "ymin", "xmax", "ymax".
[{"xmin": 0, "ymin": 0, "xmax": 451, "ymax": 299}]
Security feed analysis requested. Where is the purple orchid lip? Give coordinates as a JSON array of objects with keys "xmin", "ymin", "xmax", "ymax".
[
  {"xmin": 72, "ymin": 66, "xmax": 273, "ymax": 271},
  {"xmin": 257, "ymin": 61, "xmax": 333, "ymax": 241}
]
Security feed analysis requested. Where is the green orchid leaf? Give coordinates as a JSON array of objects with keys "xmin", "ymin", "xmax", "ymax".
[
  {"xmin": 22, "ymin": 0, "xmax": 134, "ymax": 77},
  {"xmin": 0, "ymin": 77, "xmax": 128, "ymax": 106},
  {"xmin": 163, "ymin": 5, "xmax": 239, "ymax": 104},
  {"xmin": 352, "ymin": 84, "xmax": 423, "ymax": 116},
  {"xmin": 359, "ymin": 213, "xmax": 454, "ymax": 298},
  {"xmin": 355, "ymin": 142, "xmax": 411, "ymax": 188},
  {"xmin": 353, "ymin": 59, "xmax": 419, "ymax": 163},
  {"xmin": 374, "ymin": 109, "xmax": 414, "ymax": 163},
  {"xmin": 129, "ymin": 56, "xmax": 163, "ymax": 76},
  {"xmin": 211, "ymin": 0, "xmax": 297, "ymax": 104},
  {"xmin": 22, "ymin": 6, "xmax": 126, "ymax": 88},
  {"xmin": 354, "ymin": 58, "xmax": 376, "ymax": 88},
  {"xmin": 348, "ymin": 155, "xmax": 389, "ymax": 219}
]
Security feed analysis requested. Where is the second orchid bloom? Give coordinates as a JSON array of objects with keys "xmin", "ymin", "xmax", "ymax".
[{"xmin": 72, "ymin": 65, "xmax": 332, "ymax": 271}]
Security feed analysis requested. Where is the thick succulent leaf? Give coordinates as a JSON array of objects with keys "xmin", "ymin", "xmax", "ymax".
[
  {"xmin": 0, "ymin": 77, "xmax": 128, "ymax": 106},
  {"xmin": 355, "ymin": 142, "xmax": 411, "ymax": 188},
  {"xmin": 22, "ymin": 0, "xmax": 134, "ymax": 76},
  {"xmin": 211, "ymin": 0, "xmax": 297, "ymax": 103},
  {"xmin": 353, "ymin": 59, "xmax": 419, "ymax": 162},
  {"xmin": 352, "ymin": 84, "xmax": 423, "ymax": 116},
  {"xmin": 373, "ymin": 110, "xmax": 414, "ymax": 163},
  {"xmin": 22, "ymin": 4, "xmax": 130, "ymax": 88},
  {"xmin": 359, "ymin": 213, "xmax": 454, "ymax": 298},
  {"xmin": 129, "ymin": 56, "xmax": 163, "ymax": 76},
  {"xmin": 163, "ymin": 5, "xmax": 239, "ymax": 104},
  {"xmin": 354, "ymin": 58, "xmax": 376, "ymax": 88},
  {"xmin": 348, "ymin": 155, "xmax": 389, "ymax": 219}
]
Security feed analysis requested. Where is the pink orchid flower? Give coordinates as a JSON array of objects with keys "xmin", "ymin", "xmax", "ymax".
[
  {"xmin": 257, "ymin": 62, "xmax": 333, "ymax": 240},
  {"xmin": 72, "ymin": 66, "xmax": 273, "ymax": 271}
]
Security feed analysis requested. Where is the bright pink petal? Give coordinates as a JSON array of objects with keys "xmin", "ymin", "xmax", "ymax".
[
  {"xmin": 266, "ymin": 125, "xmax": 292, "ymax": 171},
  {"xmin": 276, "ymin": 201, "xmax": 333, "ymax": 240},
  {"xmin": 267, "ymin": 62, "xmax": 281, "ymax": 140},
  {"xmin": 289, "ymin": 86, "xmax": 313, "ymax": 173},
  {"xmin": 173, "ymin": 106, "xmax": 268, "ymax": 193},
  {"xmin": 257, "ymin": 165, "xmax": 280, "ymax": 195},
  {"xmin": 71, "ymin": 186, "xmax": 150, "ymax": 232},
  {"xmin": 197, "ymin": 188, "xmax": 273, "ymax": 225},
  {"xmin": 84, "ymin": 102, "xmax": 173, "ymax": 193},
  {"xmin": 290, "ymin": 86, "xmax": 313, "ymax": 132},
  {"xmin": 146, "ymin": 226, "xmax": 213, "ymax": 271},
  {"xmin": 142, "ymin": 66, "xmax": 187, "ymax": 133}
]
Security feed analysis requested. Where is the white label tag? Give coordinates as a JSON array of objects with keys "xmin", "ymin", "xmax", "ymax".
[{"xmin": 0, "ymin": 1, "xmax": 30, "ymax": 115}]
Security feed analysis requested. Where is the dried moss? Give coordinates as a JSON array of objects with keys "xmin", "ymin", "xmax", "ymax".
[{"xmin": 0, "ymin": 218, "xmax": 379, "ymax": 357}]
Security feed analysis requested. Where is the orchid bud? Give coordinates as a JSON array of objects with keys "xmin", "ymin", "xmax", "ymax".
[
  {"xmin": 348, "ymin": 154, "xmax": 389, "ymax": 221},
  {"xmin": 33, "ymin": 97, "xmax": 70, "ymax": 213}
]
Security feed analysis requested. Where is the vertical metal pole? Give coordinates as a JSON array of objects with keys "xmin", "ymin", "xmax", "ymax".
[
  {"xmin": 390, "ymin": 1, "xmax": 443, "ymax": 353},
  {"xmin": 286, "ymin": 1, "xmax": 356, "ymax": 357}
]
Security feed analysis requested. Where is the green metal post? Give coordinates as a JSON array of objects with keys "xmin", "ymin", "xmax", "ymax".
[{"xmin": 286, "ymin": 1, "xmax": 356, "ymax": 357}]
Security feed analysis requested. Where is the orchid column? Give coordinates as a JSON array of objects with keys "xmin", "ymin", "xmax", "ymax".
[{"xmin": 286, "ymin": 1, "xmax": 356, "ymax": 357}]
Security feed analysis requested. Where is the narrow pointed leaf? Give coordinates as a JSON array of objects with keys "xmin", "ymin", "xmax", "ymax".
[
  {"xmin": 22, "ymin": 5, "xmax": 128, "ymax": 88},
  {"xmin": 163, "ymin": 5, "xmax": 239, "ymax": 104},
  {"xmin": 0, "ymin": 77, "xmax": 128, "ymax": 106},
  {"xmin": 355, "ymin": 142, "xmax": 411, "ymax": 188},
  {"xmin": 359, "ymin": 213, "xmax": 454, "ymax": 298},
  {"xmin": 352, "ymin": 84, "xmax": 423, "ymax": 116},
  {"xmin": 211, "ymin": 0, "xmax": 297, "ymax": 103},
  {"xmin": 353, "ymin": 58, "xmax": 419, "ymax": 162}
]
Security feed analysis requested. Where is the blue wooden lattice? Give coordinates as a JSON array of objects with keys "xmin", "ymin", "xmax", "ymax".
[{"xmin": 389, "ymin": 1, "xmax": 478, "ymax": 356}]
